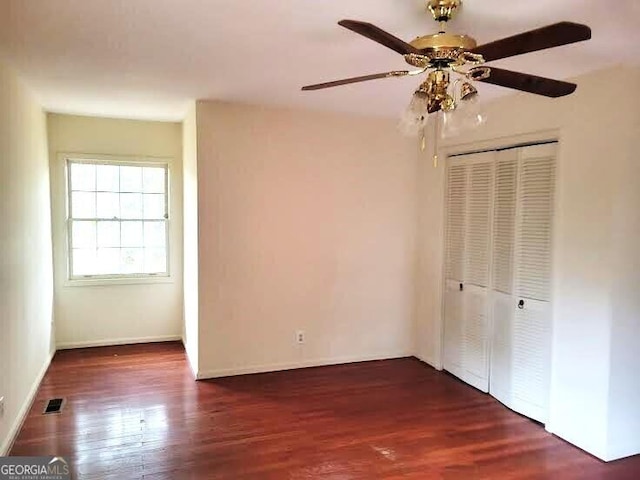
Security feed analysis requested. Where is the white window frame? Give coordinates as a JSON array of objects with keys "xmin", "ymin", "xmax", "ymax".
[{"xmin": 65, "ymin": 157, "xmax": 171, "ymax": 283}]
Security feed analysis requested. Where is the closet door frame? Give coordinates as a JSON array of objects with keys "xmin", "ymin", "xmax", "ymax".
[{"xmin": 438, "ymin": 132, "xmax": 561, "ymax": 427}]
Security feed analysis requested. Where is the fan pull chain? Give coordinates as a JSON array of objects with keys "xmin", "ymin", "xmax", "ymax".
[{"xmin": 433, "ymin": 111, "xmax": 441, "ymax": 168}]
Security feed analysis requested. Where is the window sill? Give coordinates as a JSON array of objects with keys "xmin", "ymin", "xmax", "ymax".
[{"xmin": 64, "ymin": 275, "xmax": 174, "ymax": 287}]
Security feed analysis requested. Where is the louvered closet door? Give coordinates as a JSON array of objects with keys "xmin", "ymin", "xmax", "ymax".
[
  {"xmin": 489, "ymin": 149, "xmax": 519, "ymax": 406},
  {"xmin": 444, "ymin": 153, "xmax": 494, "ymax": 393},
  {"xmin": 461, "ymin": 157, "xmax": 494, "ymax": 392},
  {"xmin": 443, "ymin": 163, "xmax": 467, "ymax": 377},
  {"xmin": 444, "ymin": 280, "xmax": 465, "ymax": 374},
  {"xmin": 510, "ymin": 144, "xmax": 556, "ymax": 423}
]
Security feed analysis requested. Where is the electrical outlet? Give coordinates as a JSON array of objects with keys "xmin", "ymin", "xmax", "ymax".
[
  {"xmin": 296, "ymin": 330, "xmax": 305, "ymax": 345},
  {"xmin": 0, "ymin": 396, "xmax": 5, "ymax": 416}
]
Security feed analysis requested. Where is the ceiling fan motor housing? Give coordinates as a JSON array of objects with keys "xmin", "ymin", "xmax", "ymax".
[
  {"xmin": 406, "ymin": 33, "xmax": 477, "ymax": 68},
  {"xmin": 411, "ymin": 1, "xmax": 476, "ymax": 69}
]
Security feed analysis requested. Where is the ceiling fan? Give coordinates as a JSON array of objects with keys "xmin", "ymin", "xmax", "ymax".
[{"xmin": 301, "ymin": 0, "xmax": 591, "ymax": 119}]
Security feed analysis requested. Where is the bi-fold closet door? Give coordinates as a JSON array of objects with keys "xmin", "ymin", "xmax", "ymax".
[
  {"xmin": 490, "ymin": 144, "xmax": 556, "ymax": 423},
  {"xmin": 443, "ymin": 151, "xmax": 494, "ymax": 393},
  {"xmin": 443, "ymin": 143, "xmax": 556, "ymax": 424}
]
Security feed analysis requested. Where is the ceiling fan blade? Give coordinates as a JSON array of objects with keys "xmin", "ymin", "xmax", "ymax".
[
  {"xmin": 471, "ymin": 22, "xmax": 591, "ymax": 62},
  {"xmin": 338, "ymin": 19, "xmax": 420, "ymax": 55},
  {"xmin": 302, "ymin": 71, "xmax": 409, "ymax": 91},
  {"xmin": 475, "ymin": 67, "xmax": 577, "ymax": 98}
]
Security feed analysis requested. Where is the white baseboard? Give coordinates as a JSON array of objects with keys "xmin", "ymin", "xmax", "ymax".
[
  {"xmin": 197, "ymin": 351, "xmax": 411, "ymax": 380},
  {"xmin": 186, "ymin": 354, "xmax": 198, "ymax": 380},
  {"xmin": 413, "ymin": 353, "xmax": 442, "ymax": 371},
  {"xmin": 56, "ymin": 335, "xmax": 182, "ymax": 350},
  {"xmin": 604, "ymin": 441, "xmax": 640, "ymax": 462},
  {"xmin": 550, "ymin": 429, "xmax": 608, "ymax": 462},
  {"xmin": 181, "ymin": 338, "xmax": 199, "ymax": 380},
  {"xmin": 0, "ymin": 351, "xmax": 54, "ymax": 456}
]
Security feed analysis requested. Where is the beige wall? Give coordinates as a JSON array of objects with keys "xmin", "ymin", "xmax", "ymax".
[
  {"xmin": 415, "ymin": 65, "xmax": 640, "ymax": 461},
  {"xmin": 606, "ymin": 67, "xmax": 640, "ymax": 460},
  {"xmin": 194, "ymin": 101, "xmax": 417, "ymax": 377},
  {"xmin": 0, "ymin": 62, "xmax": 54, "ymax": 454},
  {"xmin": 182, "ymin": 102, "xmax": 199, "ymax": 375},
  {"xmin": 47, "ymin": 114, "xmax": 184, "ymax": 348}
]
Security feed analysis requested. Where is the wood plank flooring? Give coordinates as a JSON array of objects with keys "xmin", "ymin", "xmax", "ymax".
[{"xmin": 10, "ymin": 342, "xmax": 640, "ymax": 479}]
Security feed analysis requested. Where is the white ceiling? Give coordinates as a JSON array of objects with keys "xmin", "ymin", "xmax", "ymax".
[{"xmin": 0, "ymin": 0, "xmax": 638, "ymax": 121}]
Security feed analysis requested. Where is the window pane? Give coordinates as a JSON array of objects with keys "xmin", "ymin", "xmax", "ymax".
[
  {"xmin": 143, "ymin": 167, "xmax": 165, "ymax": 193},
  {"xmin": 97, "ymin": 221, "xmax": 120, "ymax": 248},
  {"xmin": 71, "ymin": 192, "xmax": 96, "ymax": 218},
  {"xmin": 121, "ymin": 248, "xmax": 144, "ymax": 274},
  {"xmin": 144, "ymin": 222, "xmax": 166, "ymax": 248},
  {"xmin": 72, "ymin": 248, "xmax": 97, "ymax": 276},
  {"xmin": 143, "ymin": 194, "xmax": 165, "ymax": 219},
  {"xmin": 72, "ymin": 221, "xmax": 96, "ymax": 249},
  {"xmin": 97, "ymin": 192, "xmax": 119, "ymax": 219},
  {"xmin": 97, "ymin": 248, "xmax": 120, "ymax": 275},
  {"xmin": 96, "ymin": 165, "xmax": 119, "ymax": 191},
  {"xmin": 120, "ymin": 193, "xmax": 143, "ymax": 219},
  {"xmin": 121, "ymin": 222, "xmax": 143, "ymax": 247},
  {"xmin": 120, "ymin": 166, "xmax": 142, "ymax": 192},
  {"xmin": 68, "ymin": 161, "xmax": 170, "ymax": 279},
  {"xmin": 70, "ymin": 163, "xmax": 96, "ymax": 191},
  {"xmin": 144, "ymin": 248, "xmax": 167, "ymax": 274}
]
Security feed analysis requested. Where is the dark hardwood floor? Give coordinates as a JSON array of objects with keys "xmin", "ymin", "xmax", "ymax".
[{"xmin": 10, "ymin": 342, "xmax": 640, "ymax": 479}]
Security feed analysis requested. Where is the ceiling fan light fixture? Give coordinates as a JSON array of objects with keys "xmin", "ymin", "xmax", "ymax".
[
  {"xmin": 441, "ymin": 94, "xmax": 456, "ymax": 112},
  {"xmin": 442, "ymin": 93, "xmax": 487, "ymax": 139},
  {"xmin": 409, "ymin": 90, "xmax": 429, "ymax": 117},
  {"xmin": 460, "ymin": 82, "xmax": 478, "ymax": 101}
]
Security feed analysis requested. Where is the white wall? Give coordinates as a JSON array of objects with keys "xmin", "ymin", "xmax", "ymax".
[
  {"xmin": 194, "ymin": 101, "xmax": 417, "ymax": 377},
  {"xmin": 606, "ymin": 69, "xmax": 640, "ymax": 460},
  {"xmin": 415, "ymin": 65, "xmax": 640, "ymax": 461},
  {"xmin": 414, "ymin": 143, "xmax": 445, "ymax": 369},
  {"xmin": 47, "ymin": 114, "xmax": 184, "ymax": 348},
  {"xmin": 0, "ymin": 62, "xmax": 54, "ymax": 454},
  {"xmin": 182, "ymin": 102, "xmax": 199, "ymax": 375}
]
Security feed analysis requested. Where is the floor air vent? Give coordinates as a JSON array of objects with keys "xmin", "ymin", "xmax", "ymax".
[{"xmin": 43, "ymin": 398, "xmax": 65, "ymax": 414}]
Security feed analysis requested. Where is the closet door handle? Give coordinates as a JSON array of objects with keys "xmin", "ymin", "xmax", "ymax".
[{"xmin": 518, "ymin": 299, "xmax": 525, "ymax": 309}]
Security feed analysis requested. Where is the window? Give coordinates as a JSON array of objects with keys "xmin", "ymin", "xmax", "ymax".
[{"xmin": 67, "ymin": 159, "xmax": 169, "ymax": 279}]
